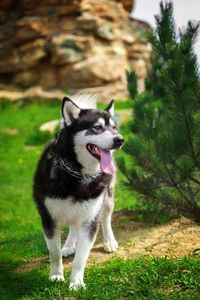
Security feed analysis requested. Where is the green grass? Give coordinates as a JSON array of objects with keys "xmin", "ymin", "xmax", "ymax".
[
  {"xmin": 0, "ymin": 257, "xmax": 200, "ymax": 300},
  {"xmin": 0, "ymin": 100, "xmax": 199, "ymax": 299}
]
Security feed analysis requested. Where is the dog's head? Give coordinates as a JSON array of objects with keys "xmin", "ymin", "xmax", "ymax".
[{"xmin": 58, "ymin": 97, "xmax": 124, "ymax": 175}]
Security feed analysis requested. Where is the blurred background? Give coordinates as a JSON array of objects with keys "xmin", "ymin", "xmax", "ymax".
[
  {"xmin": 0, "ymin": 0, "xmax": 199, "ymax": 101},
  {"xmin": 0, "ymin": 0, "xmax": 151, "ymax": 100},
  {"xmin": 133, "ymin": 0, "xmax": 200, "ymax": 64}
]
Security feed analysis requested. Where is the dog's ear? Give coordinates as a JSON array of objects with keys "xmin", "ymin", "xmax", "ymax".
[
  {"xmin": 62, "ymin": 97, "xmax": 81, "ymax": 126},
  {"xmin": 105, "ymin": 99, "xmax": 114, "ymax": 117}
]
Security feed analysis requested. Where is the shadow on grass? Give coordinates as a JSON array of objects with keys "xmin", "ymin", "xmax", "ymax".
[
  {"xmin": 0, "ymin": 261, "xmax": 73, "ymax": 300},
  {"xmin": 0, "ymin": 257, "xmax": 200, "ymax": 300}
]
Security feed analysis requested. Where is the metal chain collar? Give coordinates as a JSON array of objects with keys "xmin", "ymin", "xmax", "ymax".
[{"xmin": 57, "ymin": 157, "xmax": 100, "ymax": 180}]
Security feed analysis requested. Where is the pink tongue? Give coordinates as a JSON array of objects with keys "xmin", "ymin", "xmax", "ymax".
[{"xmin": 99, "ymin": 149, "xmax": 116, "ymax": 175}]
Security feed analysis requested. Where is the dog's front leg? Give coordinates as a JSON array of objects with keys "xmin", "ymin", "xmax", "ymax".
[
  {"xmin": 61, "ymin": 226, "xmax": 77, "ymax": 257},
  {"xmin": 44, "ymin": 229, "xmax": 64, "ymax": 281},
  {"xmin": 101, "ymin": 193, "xmax": 118, "ymax": 252},
  {"xmin": 69, "ymin": 223, "xmax": 97, "ymax": 290}
]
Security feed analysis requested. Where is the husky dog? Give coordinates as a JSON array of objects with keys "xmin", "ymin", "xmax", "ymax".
[{"xmin": 33, "ymin": 95, "xmax": 124, "ymax": 290}]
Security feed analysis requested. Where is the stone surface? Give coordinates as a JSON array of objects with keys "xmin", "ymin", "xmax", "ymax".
[
  {"xmin": 0, "ymin": 0, "xmax": 151, "ymax": 99},
  {"xmin": 0, "ymin": 86, "xmax": 65, "ymax": 101},
  {"xmin": 117, "ymin": 0, "xmax": 134, "ymax": 12}
]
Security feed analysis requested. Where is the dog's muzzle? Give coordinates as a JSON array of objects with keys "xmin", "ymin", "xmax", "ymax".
[{"xmin": 113, "ymin": 135, "xmax": 124, "ymax": 149}]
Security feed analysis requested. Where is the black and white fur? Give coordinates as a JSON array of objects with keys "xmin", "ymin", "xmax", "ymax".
[{"xmin": 33, "ymin": 94, "xmax": 124, "ymax": 290}]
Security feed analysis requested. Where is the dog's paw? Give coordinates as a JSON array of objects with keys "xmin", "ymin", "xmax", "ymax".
[
  {"xmin": 69, "ymin": 281, "xmax": 86, "ymax": 291},
  {"xmin": 104, "ymin": 238, "xmax": 118, "ymax": 252},
  {"xmin": 50, "ymin": 275, "xmax": 65, "ymax": 282},
  {"xmin": 61, "ymin": 246, "xmax": 75, "ymax": 257}
]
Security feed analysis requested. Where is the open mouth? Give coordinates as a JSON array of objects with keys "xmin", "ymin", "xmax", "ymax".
[
  {"xmin": 86, "ymin": 143, "xmax": 116, "ymax": 175},
  {"xmin": 86, "ymin": 144, "xmax": 101, "ymax": 161}
]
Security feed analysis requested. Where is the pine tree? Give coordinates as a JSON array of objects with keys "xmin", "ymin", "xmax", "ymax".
[
  {"xmin": 126, "ymin": 69, "xmax": 138, "ymax": 99},
  {"xmin": 119, "ymin": 2, "xmax": 200, "ymax": 223}
]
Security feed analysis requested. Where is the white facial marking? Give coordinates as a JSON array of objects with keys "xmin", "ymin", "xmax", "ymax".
[
  {"xmin": 74, "ymin": 130, "xmax": 100, "ymax": 175},
  {"xmin": 97, "ymin": 118, "xmax": 105, "ymax": 127},
  {"xmin": 109, "ymin": 118, "xmax": 115, "ymax": 127},
  {"xmin": 74, "ymin": 129, "xmax": 114, "ymax": 175}
]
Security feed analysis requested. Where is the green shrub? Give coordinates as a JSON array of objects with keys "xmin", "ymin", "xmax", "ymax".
[{"xmin": 118, "ymin": 1, "xmax": 200, "ymax": 223}]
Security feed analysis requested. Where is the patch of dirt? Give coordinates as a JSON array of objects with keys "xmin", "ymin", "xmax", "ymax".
[
  {"xmin": 1, "ymin": 128, "xmax": 19, "ymax": 135},
  {"xmin": 15, "ymin": 213, "xmax": 200, "ymax": 273},
  {"xmin": 89, "ymin": 213, "xmax": 200, "ymax": 265}
]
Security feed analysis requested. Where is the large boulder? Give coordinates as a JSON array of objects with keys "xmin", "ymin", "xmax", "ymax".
[{"xmin": 0, "ymin": 0, "xmax": 151, "ymax": 98}]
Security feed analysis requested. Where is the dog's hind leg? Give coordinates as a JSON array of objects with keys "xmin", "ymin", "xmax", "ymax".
[
  {"xmin": 101, "ymin": 186, "xmax": 118, "ymax": 252},
  {"xmin": 69, "ymin": 223, "xmax": 97, "ymax": 290},
  {"xmin": 61, "ymin": 226, "xmax": 77, "ymax": 257},
  {"xmin": 44, "ymin": 229, "xmax": 64, "ymax": 281}
]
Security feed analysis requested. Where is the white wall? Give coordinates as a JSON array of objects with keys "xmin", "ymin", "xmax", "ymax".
[{"xmin": 132, "ymin": 0, "xmax": 200, "ymax": 65}]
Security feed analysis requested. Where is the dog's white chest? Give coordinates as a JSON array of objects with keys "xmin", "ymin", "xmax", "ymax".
[{"xmin": 45, "ymin": 194, "xmax": 104, "ymax": 227}]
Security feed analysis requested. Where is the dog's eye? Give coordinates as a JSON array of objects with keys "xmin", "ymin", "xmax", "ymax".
[{"xmin": 93, "ymin": 124, "xmax": 103, "ymax": 131}]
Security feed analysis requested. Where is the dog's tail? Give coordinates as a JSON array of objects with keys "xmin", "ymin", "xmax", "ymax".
[{"xmin": 70, "ymin": 93, "xmax": 97, "ymax": 110}]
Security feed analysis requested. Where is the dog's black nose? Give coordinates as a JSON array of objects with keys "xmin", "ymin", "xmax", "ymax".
[{"xmin": 113, "ymin": 136, "xmax": 124, "ymax": 148}]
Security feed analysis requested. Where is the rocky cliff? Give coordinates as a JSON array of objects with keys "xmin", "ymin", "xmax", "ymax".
[{"xmin": 0, "ymin": 0, "xmax": 151, "ymax": 99}]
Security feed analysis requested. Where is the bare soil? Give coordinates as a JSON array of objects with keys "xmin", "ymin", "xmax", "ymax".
[
  {"xmin": 16, "ymin": 212, "xmax": 200, "ymax": 273},
  {"xmin": 91, "ymin": 212, "xmax": 200, "ymax": 263}
]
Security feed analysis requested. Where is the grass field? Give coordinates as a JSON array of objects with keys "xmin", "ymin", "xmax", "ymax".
[{"xmin": 0, "ymin": 100, "xmax": 200, "ymax": 299}]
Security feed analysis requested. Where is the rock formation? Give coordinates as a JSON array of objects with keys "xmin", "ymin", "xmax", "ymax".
[{"xmin": 0, "ymin": 0, "xmax": 151, "ymax": 99}]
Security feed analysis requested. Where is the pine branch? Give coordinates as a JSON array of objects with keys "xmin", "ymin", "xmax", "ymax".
[
  {"xmin": 172, "ymin": 161, "xmax": 200, "ymax": 185},
  {"xmin": 174, "ymin": 88, "xmax": 197, "ymax": 162},
  {"xmin": 163, "ymin": 161, "xmax": 195, "ymax": 207}
]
